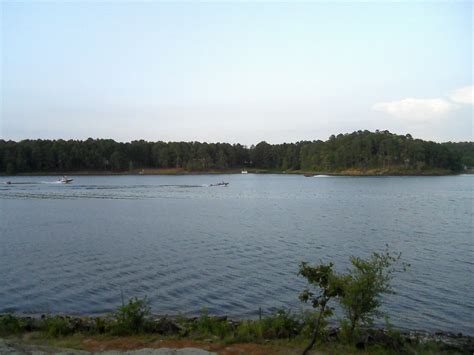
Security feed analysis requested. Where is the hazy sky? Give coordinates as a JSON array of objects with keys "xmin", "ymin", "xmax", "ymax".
[{"xmin": 1, "ymin": 1, "xmax": 472, "ymax": 145}]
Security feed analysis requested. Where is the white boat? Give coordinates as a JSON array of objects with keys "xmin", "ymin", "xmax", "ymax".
[
  {"xmin": 210, "ymin": 181, "xmax": 229, "ymax": 187},
  {"xmin": 241, "ymin": 170, "xmax": 248, "ymax": 174},
  {"xmin": 59, "ymin": 176, "xmax": 73, "ymax": 184}
]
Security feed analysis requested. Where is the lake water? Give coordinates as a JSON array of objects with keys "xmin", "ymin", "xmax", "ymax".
[{"xmin": 0, "ymin": 174, "xmax": 472, "ymax": 334}]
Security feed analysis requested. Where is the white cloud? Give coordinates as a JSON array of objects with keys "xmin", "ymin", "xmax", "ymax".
[
  {"xmin": 449, "ymin": 85, "xmax": 474, "ymax": 105},
  {"xmin": 373, "ymin": 85, "xmax": 473, "ymax": 122},
  {"xmin": 372, "ymin": 98, "xmax": 457, "ymax": 121}
]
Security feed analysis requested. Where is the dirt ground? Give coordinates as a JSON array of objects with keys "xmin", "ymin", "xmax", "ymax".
[{"xmin": 1, "ymin": 335, "xmax": 306, "ymax": 355}]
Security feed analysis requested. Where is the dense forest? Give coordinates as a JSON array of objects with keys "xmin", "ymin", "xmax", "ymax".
[{"xmin": 0, "ymin": 130, "xmax": 472, "ymax": 174}]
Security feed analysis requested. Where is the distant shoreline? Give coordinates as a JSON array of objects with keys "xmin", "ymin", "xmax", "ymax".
[
  {"xmin": 1, "ymin": 167, "xmax": 468, "ymax": 177},
  {"xmin": 2, "ymin": 131, "xmax": 471, "ymax": 177}
]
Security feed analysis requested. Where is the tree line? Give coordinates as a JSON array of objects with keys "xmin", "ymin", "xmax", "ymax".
[{"xmin": 0, "ymin": 130, "xmax": 471, "ymax": 174}]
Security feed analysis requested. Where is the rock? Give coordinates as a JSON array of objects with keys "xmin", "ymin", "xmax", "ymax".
[
  {"xmin": 355, "ymin": 329, "xmax": 404, "ymax": 352},
  {"xmin": 69, "ymin": 317, "xmax": 96, "ymax": 332},
  {"xmin": 151, "ymin": 317, "xmax": 183, "ymax": 335}
]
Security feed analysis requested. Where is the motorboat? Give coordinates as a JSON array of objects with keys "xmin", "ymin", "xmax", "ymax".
[
  {"xmin": 59, "ymin": 176, "xmax": 73, "ymax": 184},
  {"xmin": 241, "ymin": 170, "xmax": 248, "ymax": 174},
  {"xmin": 210, "ymin": 181, "xmax": 229, "ymax": 187}
]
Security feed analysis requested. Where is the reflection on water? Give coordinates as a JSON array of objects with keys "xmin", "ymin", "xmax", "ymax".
[{"xmin": 0, "ymin": 174, "xmax": 473, "ymax": 335}]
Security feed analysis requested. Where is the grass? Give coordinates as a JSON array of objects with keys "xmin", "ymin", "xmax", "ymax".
[
  {"xmin": 110, "ymin": 297, "xmax": 151, "ymax": 335},
  {"xmin": 0, "ymin": 315, "xmax": 24, "ymax": 335},
  {"xmin": 1, "ymin": 304, "xmax": 471, "ymax": 354},
  {"xmin": 41, "ymin": 316, "xmax": 74, "ymax": 338}
]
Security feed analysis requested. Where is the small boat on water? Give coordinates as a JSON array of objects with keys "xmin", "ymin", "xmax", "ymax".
[
  {"xmin": 241, "ymin": 170, "xmax": 248, "ymax": 174},
  {"xmin": 59, "ymin": 176, "xmax": 73, "ymax": 184},
  {"xmin": 210, "ymin": 181, "xmax": 229, "ymax": 187}
]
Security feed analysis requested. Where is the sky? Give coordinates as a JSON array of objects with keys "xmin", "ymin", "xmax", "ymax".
[{"xmin": 1, "ymin": 1, "xmax": 472, "ymax": 145}]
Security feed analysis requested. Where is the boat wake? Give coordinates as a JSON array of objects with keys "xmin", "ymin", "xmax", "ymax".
[{"xmin": 3, "ymin": 181, "xmax": 41, "ymax": 185}]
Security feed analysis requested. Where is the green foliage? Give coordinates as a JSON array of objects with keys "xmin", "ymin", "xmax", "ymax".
[
  {"xmin": 298, "ymin": 261, "xmax": 344, "ymax": 353},
  {"xmin": 6, "ymin": 162, "xmax": 15, "ymax": 175},
  {"xmin": 260, "ymin": 309, "xmax": 300, "ymax": 339},
  {"xmin": 298, "ymin": 310, "xmax": 327, "ymax": 340},
  {"xmin": 0, "ymin": 310, "xmax": 467, "ymax": 354},
  {"xmin": 0, "ymin": 130, "xmax": 468, "ymax": 173},
  {"xmin": 338, "ymin": 319, "xmax": 360, "ymax": 344},
  {"xmin": 177, "ymin": 308, "xmax": 312, "ymax": 344},
  {"xmin": 384, "ymin": 316, "xmax": 405, "ymax": 348},
  {"xmin": 299, "ymin": 247, "xmax": 407, "ymax": 349},
  {"xmin": 111, "ymin": 296, "xmax": 151, "ymax": 335},
  {"xmin": 298, "ymin": 262, "xmax": 343, "ymax": 311},
  {"xmin": 174, "ymin": 313, "xmax": 191, "ymax": 336},
  {"xmin": 93, "ymin": 317, "xmax": 111, "ymax": 334},
  {"xmin": 0, "ymin": 314, "xmax": 24, "ymax": 335},
  {"xmin": 299, "ymin": 130, "xmax": 464, "ymax": 172},
  {"xmin": 234, "ymin": 320, "xmax": 255, "ymax": 342},
  {"xmin": 338, "ymin": 249, "xmax": 405, "ymax": 341},
  {"xmin": 443, "ymin": 141, "xmax": 474, "ymax": 167},
  {"xmin": 42, "ymin": 316, "xmax": 73, "ymax": 338},
  {"xmin": 190, "ymin": 309, "xmax": 233, "ymax": 339},
  {"xmin": 224, "ymin": 309, "xmax": 326, "ymax": 347}
]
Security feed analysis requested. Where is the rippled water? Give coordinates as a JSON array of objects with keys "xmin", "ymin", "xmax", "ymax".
[{"xmin": 0, "ymin": 174, "xmax": 472, "ymax": 334}]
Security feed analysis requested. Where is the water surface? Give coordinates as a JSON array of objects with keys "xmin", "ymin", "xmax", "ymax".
[{"xmin": 0, "ymin": 174, "xmax": 472, "ymax": 334}]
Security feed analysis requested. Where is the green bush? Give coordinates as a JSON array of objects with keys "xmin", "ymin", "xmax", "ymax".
[
  {"xmin": 111, "ymin": 296, "xmax": 151, "ymax": 335},
  {"xmin": 260, "ymin": 309, "xmax": 300, "ymax": 339},
  {"xmin": 338, "ymin": 319, "xmax": 360, "ymax": 344},
  {"xmin": 298, "ymin": 310, "xmax": 326, "ymax": 340},
  {"xmin": 298, "ymin": 247, "xmax": 406, "ymax": 352},
  {"xmin": 185, "ymin": 308, "xmax": 307, "ymax": 343},
  {"xmin": 93, "ymin": 317, "xmax": 111, "ymax": 334},
  {"xmin": 338, "ymin": 248, "xmax": 406, "ymax": 341},
  {"xmin": 235, "ymin": 320, "xmax": 262, "ymax": 342},
  {"xmin": 232, "ymin": 309, "xmax": 306, "ymax": 343},
  {"xmin": 190, "ymin": 309, "xmax": 233, "ymax": 339},
  {"xmin": 299, "ymin": 261, "xmax": 343, "ymax": 354},
  {"xmin": 0, "ymin": 315, "xmax": 24, "ymax": 335},
  {"xmin": 42, "ymin": 316, "xmax": 73, "ymax": 337}
]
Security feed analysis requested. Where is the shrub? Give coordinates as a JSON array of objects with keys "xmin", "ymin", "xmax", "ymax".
[
  {"xmin": 233, "ymin": 309, "xmax": 304, "ymax": 343},
  {"xmin": 298, "ymin": 247, "xmax": 406, "ymax": 352},
  {"xmin": 298, "ymin": 310, "xmax": 326, "ymax": 340},
  {"xmin": 111, "ymin": 296, "xmax": 151, "ymax": 335},
  {"xmin": 0, "ymin": 315, "xmax": 24, "ymax": 335},
  {"xmin": 235, "ymin": 320, "xmax": 262, "ymax": 342},
  {"xmin": 260, "ymin": 309, "xmax": 300, "ymax": 339},
  {"xmin": 298, "ymin": 261, "xmax": 343, "ymax": 354},
  {"xmin": 190, "ymin": 309, "xmax": 233, "ymax": 339},
  {"xmin": 42, "ymin": 316, "xmax": 73, "ymax": 337},
  {"xmin": 338, "ymin": 248, "xmax": 406, "ymax": 341},
  {"xmin": 93, "ymin": 317, "xmax": 111, "ymax": 334}
]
